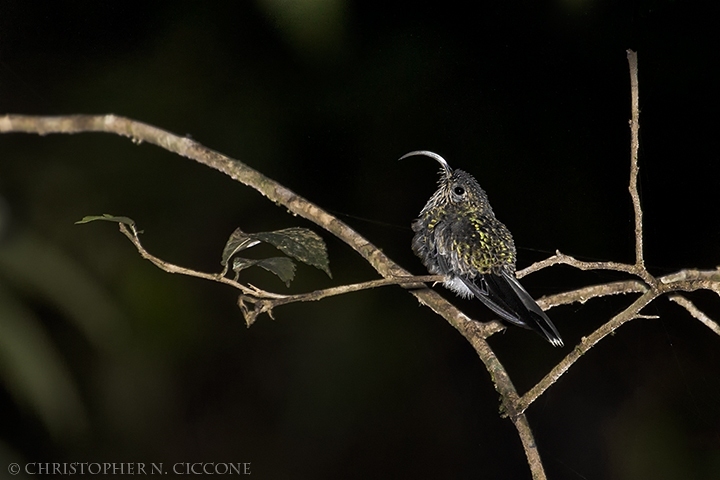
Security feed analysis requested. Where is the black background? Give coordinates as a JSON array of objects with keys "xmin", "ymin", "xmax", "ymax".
[{"xmin": 1, "ymin": 1, "xmax": 719, "ymax": 478}]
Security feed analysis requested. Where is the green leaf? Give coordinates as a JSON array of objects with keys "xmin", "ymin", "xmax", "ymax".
[
  {"xmin": 221, "ymin": 228, "xmax": 261, "ymax": 266},
  {"xmin": 252, "ymin": 227, "xmax": 331, "ymax": 278},
  {"xmin": 75, "ymin": 214, "xmax": 136, "ymax": 226},
  {"xmin": 232, "ymin": 256, "xmax": 296, "ymax": 287},
  {"xmin": 221, "ymin": 227, "xmax": 331, "ymax": 278}
]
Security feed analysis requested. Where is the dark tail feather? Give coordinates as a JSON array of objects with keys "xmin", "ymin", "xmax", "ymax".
[{"xmin": 461, "ymin": 271, "xmax": 564, "ymax": 347}]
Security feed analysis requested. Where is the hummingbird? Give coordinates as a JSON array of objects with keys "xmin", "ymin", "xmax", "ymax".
[{"xmin": 404, "ymin": 150, "xmax": 563, "ymax": 347}]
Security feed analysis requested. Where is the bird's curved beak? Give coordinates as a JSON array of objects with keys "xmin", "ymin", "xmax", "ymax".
[{"xmin": 399, "ymin": 150, "xmax": 453, "ymax": 179}]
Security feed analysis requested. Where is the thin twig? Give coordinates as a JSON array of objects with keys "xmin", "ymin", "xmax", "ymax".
[
  {"xmin": 117, "ymin": 223, "xmax": 263, "ymax": 296},
  {"xmin": 518, "ymin": 288, "xmax": 660, "ymax": 413},
  {"xmin": 519, "ymin": 274, "xmax": 720, "ymax": 413},
  {"xmin": 669, "ymin": 294, "xmax": 720, "ymax": 337},
  {"xmin": 518, "ymin": 250, "xmax": 643, "ymax": 278},
  {"xmin": 536, "ymin": 280, "xmax": 647, "ymax": 310},
  {"xmin": 627, "ymin": 50, "xmax": 646, "ymax": 275},
  {"xmin": 118, "ymin": 221, "xmax": 447, "ymax": 309}
]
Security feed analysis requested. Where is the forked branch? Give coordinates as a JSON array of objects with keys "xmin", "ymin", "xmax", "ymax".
[
  {"xmin": 115, "ymin": 221, "xmax": 446, "ymax": 325},
  {"xmin": 2, "ymin": 50, "xmax": 719, "ymax": 480}
]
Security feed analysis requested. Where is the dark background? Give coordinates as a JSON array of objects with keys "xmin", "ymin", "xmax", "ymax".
[{"xmin": 1, "ymin": 1, "xmax": 719, "ymax": 478}]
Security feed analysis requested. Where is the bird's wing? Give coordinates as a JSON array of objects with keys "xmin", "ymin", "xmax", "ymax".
[{"xmin": 460, "ymin": 271, "xmax": 563, "ymax": 347}]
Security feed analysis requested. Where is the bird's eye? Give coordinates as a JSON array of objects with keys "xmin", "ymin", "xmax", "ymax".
[{"xmin": 453, "ymin": 186, "xmax": 465, "ymax": 196}]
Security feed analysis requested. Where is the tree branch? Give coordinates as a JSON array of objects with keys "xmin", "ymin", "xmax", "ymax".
[
  {"xmin": 669, "ymin": 294, "xmax": 720, "ymax": 337},
  {"xmin": 627, "ymin": 49, "xmax": 645, "ymax": 274},
  {"xmin": 1, "ymin": 112, "xmax": 545, "ymax": 477},
  {"xmin": 3, "ymin": 50, "xmax": 719, "ymax": 480},
  {"xmin": 518, "ymin": 250, "xmax": 649, "ymax": 280},
  {"xmin": 518, "ymin": 271, "xmax": 720, "ymax": 414},
  {"xmin": 536, "ymin": 280, "xmax": 647, "ymax": 310},
  {"xmin": 117, "ymin": 221, "xmax": 448, "ymax": 323}
]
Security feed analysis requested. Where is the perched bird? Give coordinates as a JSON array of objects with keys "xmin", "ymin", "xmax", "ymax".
[{"xmin": 404, "ymin": 150, "xmax": 563, "ymax": 347}]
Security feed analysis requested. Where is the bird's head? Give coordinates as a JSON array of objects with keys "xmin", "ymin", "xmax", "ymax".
[{"xmin": 400, "ymin": 150, "xmax": 491, "ymax": 214}]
